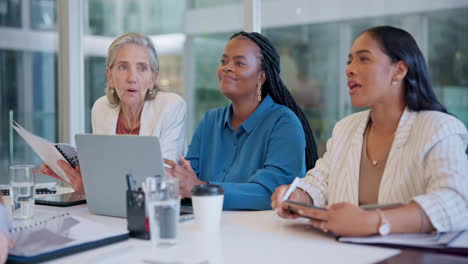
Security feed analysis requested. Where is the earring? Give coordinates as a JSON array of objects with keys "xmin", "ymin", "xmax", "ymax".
[
  {"xmin": 148, "ymin": 89, "xmax": 154, "ymax": 95},
  {"xmin": 257, "ymin": 84, "xmax": 262, "ymax": 102},
  {"xmin": 110, "ymin": 88, "xmax": 115, "ymax": 94},
  {"xmin": 391, "ymin": 81, "xmax": 399, "ymax": 85}
]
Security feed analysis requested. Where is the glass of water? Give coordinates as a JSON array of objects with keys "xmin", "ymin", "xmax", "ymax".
[
  {"xmin": 145, "ymin": 176, "xmax": 180, "ymax": 246},
  {"xmin": 10, "ymin": 165, "xmax": 36, "ymax": 220}
]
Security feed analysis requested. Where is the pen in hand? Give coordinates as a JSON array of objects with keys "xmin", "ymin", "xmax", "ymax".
[{"xmin": 281, "ymin": 177, "xmax": 301, "ymax": 202}]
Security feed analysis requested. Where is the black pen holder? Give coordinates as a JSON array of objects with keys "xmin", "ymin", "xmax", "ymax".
[{"xmin": 126, "ymin": 190, "xmax": 150, "ymax": 240}]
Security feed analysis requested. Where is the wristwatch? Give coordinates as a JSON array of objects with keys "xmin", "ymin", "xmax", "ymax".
[{"xmin": 376, "ymin": 209, "xmax": 391, "ymax": 236}]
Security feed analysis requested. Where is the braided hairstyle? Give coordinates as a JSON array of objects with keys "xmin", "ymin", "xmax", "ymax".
[{"xmin": 230, "ymin": 31, "xmax": 318, "ymax": 170}]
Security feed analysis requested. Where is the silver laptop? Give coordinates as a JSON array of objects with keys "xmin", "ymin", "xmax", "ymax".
[{"xmin": 75, "ymin": 134, "xmax": 165, "ymax": 218}]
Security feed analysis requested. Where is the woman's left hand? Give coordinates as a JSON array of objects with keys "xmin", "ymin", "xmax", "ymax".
[
  {"xmin": 164, "ymin": 155, "xmax": 206, "ymax": 198},
  {"xmin": 296, "ymin": 202, "xmax": 379, "ymax": 237}
]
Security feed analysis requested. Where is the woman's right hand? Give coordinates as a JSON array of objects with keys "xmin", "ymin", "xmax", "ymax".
[
  {"xmin": 38, "ymin": 161, "xmax": 85, "ymax": 195},
  {"xmin": 271, "ymin": 185, "xmax": 313, "ymax": 219}
]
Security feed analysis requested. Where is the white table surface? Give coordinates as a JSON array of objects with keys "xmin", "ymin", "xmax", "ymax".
[{"xmin": 11, "ymin": 203, "xmax": 399, "ymax": 264}]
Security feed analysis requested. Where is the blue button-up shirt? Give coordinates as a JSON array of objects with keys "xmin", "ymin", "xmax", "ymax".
[{"xmin": 186, "ymin": 95, "xmax": 306, "ymax": 210}]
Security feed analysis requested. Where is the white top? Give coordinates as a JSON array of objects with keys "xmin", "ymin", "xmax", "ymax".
[
  {"xmin": 91, "ymin": 91, "xmax": 187, "ymax": 161},
  {"xmin": 299, "ymin": 108, "xmax": 468, "ymax": 232}
]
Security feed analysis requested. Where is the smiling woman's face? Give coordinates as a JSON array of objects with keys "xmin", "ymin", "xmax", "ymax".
[
  {"xmin": 217, "ymin": 37, "xmax": 265, "ymax": 102},
  {"xmin": 106, "ymin": 44, "xmax": 156, "ymax": 107}
]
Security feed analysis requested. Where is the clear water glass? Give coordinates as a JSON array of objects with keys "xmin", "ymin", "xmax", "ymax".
[
  {"xmin": 145, "ymin": 176, "xmax": 180, "ymax": 246},
  {"xmin": 10, "ymin": 165, "xmax": 36, "ymax": 220}
]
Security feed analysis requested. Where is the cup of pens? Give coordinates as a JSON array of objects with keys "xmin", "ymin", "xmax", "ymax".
[{"xmin": 145, "ymin": 176, "xmax": 180, "ymax": 246}]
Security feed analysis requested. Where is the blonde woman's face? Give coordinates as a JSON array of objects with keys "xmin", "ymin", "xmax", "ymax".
[{"xmin": 106, "ymin": 44, "xmax": 156, "ymax": 107}]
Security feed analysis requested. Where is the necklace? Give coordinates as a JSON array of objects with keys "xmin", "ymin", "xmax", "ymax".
[{"xmin": 367, "ymin": 123, "xmax": 396, "ymax": 166}]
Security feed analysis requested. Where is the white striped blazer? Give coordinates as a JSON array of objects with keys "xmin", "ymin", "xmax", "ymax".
[{"xmin": 299, "ymin": 107, "xmax": 468, "ymax": 232}]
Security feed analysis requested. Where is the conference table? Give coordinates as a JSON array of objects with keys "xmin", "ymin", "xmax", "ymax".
[
  {"xmin": 6, "ymin": 193, "xmax": 468, "ymax": 264},
  {"xmin": 37, "ymin": 204, "xmax": 398, "ymax": 264}
]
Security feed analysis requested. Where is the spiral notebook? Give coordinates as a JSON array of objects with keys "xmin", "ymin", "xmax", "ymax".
[
  {"xmin": 8, "ymin": 212, "xmax": 129, "ymax": 263},
  {"xmin": 0, "ymin": 182, "xmax": 57, "ymax": 196},
  {"xmin": 12, "ymin": 121, "xmax": 79, "ymax": 183}
]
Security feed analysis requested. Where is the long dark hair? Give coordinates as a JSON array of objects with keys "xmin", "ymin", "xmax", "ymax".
[
  {"xmin": 361, "ymin": 26, "xmax": 447, "ymax": 113},
  {"xmin": 230, "ymin": 31, "xmax": 318, "ymax": 170}
]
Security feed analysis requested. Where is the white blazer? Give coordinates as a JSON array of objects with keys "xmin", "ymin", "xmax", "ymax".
[
  {"xmin": 299, "ymin": 108, "xmax": 468, "ymax": 232},
  {"xmin": 91, "ymin": 92, "xmax": 187, "ymax": 161}
]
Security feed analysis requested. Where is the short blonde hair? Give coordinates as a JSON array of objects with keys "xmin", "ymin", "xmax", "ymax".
[{"xmin": 105, "ymin": 33, "xmax": 159, "ymax": 106}]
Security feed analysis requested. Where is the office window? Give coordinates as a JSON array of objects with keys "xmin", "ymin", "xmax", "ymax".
[
  {"xmin": 86, "ymin": 0, "xmax": 185, "ymax": 36},
  {"xmin": 30, "ymin": 0, "xmax": 57, "ymax": 31},
  {"xmin": 0, "ymin": 0, "xmax": 21, "ymax": 27},
  {"xmin": 0, "ymin": 0, "xmax": 58, "ymax": 184},
  {"xmin": 87, "ymin": 0, "xmax": 117, "ymax": 36},
  {"xmin": 189, "ymin": 0, "xmax": 241, "ymax": 9},
  {"xmin": 84, "ymin": 0, "xmax": 185, "ymax": 132},
  {"xmin": 124, "ymin": 0, "xmax": 185, "ymax": 35},
  {"xmin": 0, "ymin": 50, "xmax": 57, "ymax": 184},
  {"xmin": 263, "ymin": 24, "xmax": 341, "ymax": 154},
  {"xmin": 192, "ymin": 33, "xmax": 233, "ymax": 124},
  {"xmin": 428, "ymin": 9, "xmax": 468, "ymax": 127},
  {"xmin": 158, "ymin": 54, "xmax": 184, "ymax": 95},
  {"xmin": 84, "ymin": 56, "xmax": 106, "ymax": 132}
]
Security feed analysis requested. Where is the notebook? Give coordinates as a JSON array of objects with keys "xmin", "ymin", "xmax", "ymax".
[
  {"xmin": 12, "ymin": 121, "xmax": 79, "ymax": 183},
  {"xmin": 0, "ymin": 182, "xmax": 57, "ymax": 196},
  {"xmin": 8, "ymin": 212, "xmax": 129, "ymax": 263}
]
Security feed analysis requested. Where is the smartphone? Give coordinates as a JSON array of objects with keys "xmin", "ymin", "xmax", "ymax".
[
  {"xmin": 35, "ymin": 193, "xmax": 86, "ymax": 207},
  {"xmin": 282, "ymin": 199, "xmax": 326, "ymax": 219}
]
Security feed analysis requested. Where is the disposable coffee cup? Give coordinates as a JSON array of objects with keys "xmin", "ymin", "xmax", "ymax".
[{"xmin": 191, "ymin": 184, "xmax": 224, "ymax": 232}]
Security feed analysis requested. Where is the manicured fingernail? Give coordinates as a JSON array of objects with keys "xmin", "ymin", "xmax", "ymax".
[{"xmin": 298, "ymin": 209, "xmax": 304, "ymax": 215}]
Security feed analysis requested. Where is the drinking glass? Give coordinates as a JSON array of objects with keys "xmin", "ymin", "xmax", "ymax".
[
  {"xmin": 145, "ymin": 176, "xmax": 180, "ymax": 246},
  {"xmin": 10, "ymin": 165, "xmax": 36, "ymax": 219}
]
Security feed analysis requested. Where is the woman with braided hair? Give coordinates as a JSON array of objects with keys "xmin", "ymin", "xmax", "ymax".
[{"xmin": 165, "ymin": 31, "xmax": 318, "ymax": 210}]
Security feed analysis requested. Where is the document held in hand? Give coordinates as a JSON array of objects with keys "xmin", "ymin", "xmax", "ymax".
[{"xmin": 12, "ymin": 121, "xmax": 79, "ymax": 183}]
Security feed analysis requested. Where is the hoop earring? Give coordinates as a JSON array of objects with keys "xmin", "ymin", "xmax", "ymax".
[{"xmin": 257, "ymin": 84, "xmax": 262, "ymax": 102}]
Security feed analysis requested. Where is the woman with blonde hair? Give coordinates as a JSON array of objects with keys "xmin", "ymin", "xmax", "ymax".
[{"xmin": 39, "ymin": 33, "xmax": 186, "ymax": 194}]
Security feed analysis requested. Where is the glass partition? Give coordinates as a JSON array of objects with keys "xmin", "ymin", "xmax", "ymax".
[
  {"xmin": 0, "ymin": 0, "xmax": 21, "ymax": 27},
  {"xmin": 0, "ymin": 51, "xmax": 57, "ymax": 184},
  {"xmin": 192, "ymin": 33, "xmax": 234, "ymax": 125}
]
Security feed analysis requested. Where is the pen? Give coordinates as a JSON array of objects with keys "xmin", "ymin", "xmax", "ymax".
[
  {"xmin": 126, "ymin": 173, "xmax": 136, "ymax": 192},
  {"xmin": 281, "ymin": 177, "xmax": 301, "ymax": 202}
]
